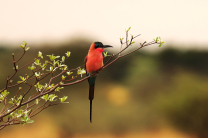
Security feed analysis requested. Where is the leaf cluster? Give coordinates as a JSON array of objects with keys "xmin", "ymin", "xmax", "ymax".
[{"xmin": 0, "ymin": 28, "xmax": 164, "ymax": 130}]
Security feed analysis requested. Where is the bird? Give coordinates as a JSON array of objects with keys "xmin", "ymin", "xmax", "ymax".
[{"xmin": 85, "ymin": 42, "xmax": 113, "ymax": 123}]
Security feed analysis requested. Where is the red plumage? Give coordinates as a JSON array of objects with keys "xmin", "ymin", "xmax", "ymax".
[
  {"xmin": 85, "ymin": 43, "xmax": 104, "ymax": 73},
  {"xmin": 84, "ymin": 42, "xmax": 112, "ymax": 123}
]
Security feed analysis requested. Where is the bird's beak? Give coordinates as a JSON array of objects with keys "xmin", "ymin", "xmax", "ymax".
[{"xmin": 103, "ymin": 45, "xmax": 113, "ymax": 48}]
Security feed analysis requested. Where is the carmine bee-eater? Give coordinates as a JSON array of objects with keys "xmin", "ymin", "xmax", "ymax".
[{"xmin": 85, "ymin": 42, "xmax": 113, "ymax": 123}]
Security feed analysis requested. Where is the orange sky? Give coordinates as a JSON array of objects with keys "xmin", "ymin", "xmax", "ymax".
[{"xmin": 0, "ymin": 0, "xmax": 208, "ymax": 50}]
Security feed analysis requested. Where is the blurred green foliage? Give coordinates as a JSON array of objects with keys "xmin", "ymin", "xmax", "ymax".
[{"xmin": 0, "ymin": 41, "xmax": 208, "ymax": 138}]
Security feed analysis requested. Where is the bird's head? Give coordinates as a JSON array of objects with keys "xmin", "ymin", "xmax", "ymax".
[
  {"xmin": 89, "ymin": 42, "xmax": 113, "ymax": 53},
  {"xmin": 94, "ymin": 42, "xmax": 113, "ymax": 49}
]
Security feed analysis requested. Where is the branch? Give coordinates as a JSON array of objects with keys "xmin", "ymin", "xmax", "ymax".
[{"xmin": 0, "ymin": 29, "xmax": 165, "ymax": 130}]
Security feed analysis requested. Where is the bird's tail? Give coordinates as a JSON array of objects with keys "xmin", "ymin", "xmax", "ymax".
[{"xmin": 89, "ymin": 84, "xmax": 94, "ymax": 123}]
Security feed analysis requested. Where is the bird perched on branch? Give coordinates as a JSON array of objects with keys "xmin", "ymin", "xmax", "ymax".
[{"xmin": 85, "ymin": 42, "xmax": 113, "ymax": 123}]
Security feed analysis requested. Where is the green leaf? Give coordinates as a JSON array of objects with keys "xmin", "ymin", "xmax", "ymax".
[
  {"xmin": 8, "ymin": 101, "xmax": 14, "ymax": 104},
  {"xmin": 10, "ymin": 98, "xmax": 16, "ymax": 104},
  {"xmin": 20, "ymin": 76, "xmax": 24, "ymax": 80},
  {"xmin": 25, "ymin": 47, "xmax": 30, "ymax": 51},
  {"xmin": 17, "ymin": 81, "xmax": 23, "ymax": 84},
  {"xmin": 154, "ymin": 36, "xmax": 161, "ymax": 43},
  {"xmin": 130, "ymin": 41, "xmax": 135, "ymax": 44},
  {"xmin": 63, "ymin": 65, "xmax": 68, "ymax": 70},
  {"xmin": 77, "ymin": 68, "xmax": 86, "ymax": 77},
  {"xmin": 28, "ymin": 64, "xmax": 36, "ymax": 71},
  {"xmin": 20, "ymin": 113, "xmax": 34, "ymax": 124},
  {"xmin": 18, "ymin": 109, "xmax": 24, "ymax": 115},
  {"xmin": 59, "ymin": 96, "xmax": 69, "ymax": 103},
  {"xmin": 13, "ymin": 65, "xmax": 18, "ymax": 70},
  {"xmin": 41, "ymin": 63, "xmax": 47, "ymax": 70},
  {"xmin": 21, "ymin": 114, "xmax": 27, "ymax": 122},
  {"xmin": 15, "ymin": 95, "xmax": 22, "ymax": 106},
  {"xmin": 34, "ymin": 59, "xmax": 41, "ymax": 66},
  {"xmin": 103, "ymin": 51, "xmax": 111, "ymax": 58},
  {"xmin": 159, "ymin": 41, "xmax": 165, "ymax": 47},
  {"xmin": 13, "ymin": 113, "xmax": 18, "ymax": 119},
  {"xmin": 34, "ymin": 82, "xmax": 43, "ymax": 92},
  {"xmin": 19, "ymin": 45, "xmax": 25, "ymax": 49},
  {"xmin": 41, "ymin": 94, "xmax": 49, "ymax": 101},
  {"xmin": 38, "ymin": 51, "xmax": 43, "ymax": 59},
  {"xmin": 0, "ymin": 90, "xmax": 10, "ymax": 101},
  {"xmin": 18, "ymin": 95, "xmax": 23, "ymax": 100},
  {"xmin": 20, "ymin": 122, "xmax": 25, "ymax": 125},
  {"xmin": 24, "ymin": 109, "xmax": 31, "ymax": 114},
  {"xmin": 55, "ymin": 55, "xmax": 60, "ymax": 58},
  {"xmin": 27, "ymin": 120, "xmax": 34, "ymax": 123},
  {"xmin": 23, "ymin": 41, "xmax": 27, "ymax": 46},
  {"xmin": 45, "ymin": 84, "xmax": 55, "ymax": 91},
  {"xmin": 65, "ymin": 51, "xmax": 71, "ymax": 57},
  {"xmin": 55, "ymin": 87, "xmax": 64, "ymax": 92},
  {"xmin": 49, "ymin": 66, "xmax": 54, "ymax": 72},
  {"xmin": 47, "ymin": 54, "xmax": 60, "ymax": 61},
  {"xmin": 48, "ymin": 94, "xmax": 58, "ymax": 102},
  {"xmin": 35, "ymin": 99, "xmax": 39, "ymax": 104},
  {"xmin": 66, "ymin": 71, "xmax": 73, "ymax": 76},
  {"xmin": 53, "ymin": 60, "xmax": 59, "ymax": 66},
  {"xmin": 7, "ymin": 112, "xmax": 14, "ymax": 118},
  {"xmin": 126, "ymin": 27, "xmax": 131, "ymax": 32},
  {"xmin": 62, "ymin": 56, "xmax": 65, "ymax": 62},
  {"xmin": 18, "ymin": 41, "xmax": 27, "ymax": 49},
  {"xmin": 62, "ymin": 75, "xmax": 66, "ymax": 80},
  {"xmin": 0, "ymin": 95, "xmax": 4, "ymax": 101},
  {"xmin": 35, "ymin": 72, "xmax": 41, "ymax": 79},
  {"xmin": 18, "ymin": 75, "xmax": 28, "ymax": 83},
  {"xmin": 1, "ymin": 90, "xmax": 9, "ymax": 97}
]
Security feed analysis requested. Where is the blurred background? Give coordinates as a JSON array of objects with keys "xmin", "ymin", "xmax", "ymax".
[{"xmin": 0, "ymin": 0, "xmax": 208, "ymax": 138}]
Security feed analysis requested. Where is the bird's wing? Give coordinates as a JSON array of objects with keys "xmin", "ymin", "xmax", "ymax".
[{"xmin": 84, "ymin": 55, "xmax": 88, "ymax": 70}]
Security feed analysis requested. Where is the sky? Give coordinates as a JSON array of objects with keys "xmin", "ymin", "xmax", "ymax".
[{"xmin": 0, "ymin": 0, "xmax": 208, "ymax": 50}]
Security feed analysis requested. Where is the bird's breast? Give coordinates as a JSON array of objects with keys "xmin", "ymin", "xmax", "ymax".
[{"xmin": 86, "ymin": 52, "xmax": 103, "ymax": 73}]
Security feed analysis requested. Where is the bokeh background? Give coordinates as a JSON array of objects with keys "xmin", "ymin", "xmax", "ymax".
[{"xmin": 1, "ymin": 0, "xmax": 208, "ymax": 138}]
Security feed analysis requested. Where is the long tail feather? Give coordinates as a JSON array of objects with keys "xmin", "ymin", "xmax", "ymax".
[
  {"xmin": 89, "ymin": 84, "xmax": 94, "ymax": 123},
  {"xmin": 90, "ymin": 100, "xmax": 92, "ymax": 123}
]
